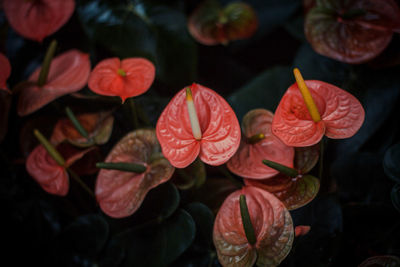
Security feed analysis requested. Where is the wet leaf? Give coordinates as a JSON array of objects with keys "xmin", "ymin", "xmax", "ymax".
[
  {"xmin": 213, "ymin": 186, "xmax": 294, "ymax": 266},
  {"xmin": 156, "ymin": 83, "xmax": 241, "ymax": 168},
  {"xmin": 96, "ymin": 129, "xmax": 175, "ymax": 218},
  {"xmin": 115, "ymin": 209, "xmax": 196, "ymax": 267},
  {"xmin": 383, "ymin": 143, "xmax": 400, "ymax": 183},
  {"xmin": 227, "ymin": 109, "xmax": 294, "ymax": 179}
]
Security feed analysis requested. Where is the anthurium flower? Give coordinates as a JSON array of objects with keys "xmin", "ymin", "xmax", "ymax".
[
  {"xmin": 272, "ymin": 69, "xmax": 365, "ymax": 147},
  {"xmin": 3, "ymin": 0, "xmax": 75, "ymax": 42},
  {"xmin": 295, "ymin": 225, "xmax": 311, "ymax": 237},
  {"xmin": 188, "ymin": 1, "xmax": 258, "ymax": 45},
  {"xmin": 305, "ymin": 0, "xmax": 400, "ymax": 63},
  {"xmin": 0, "ymin": 53, "xmax": 11, "ymax": 92},
  {"xmin": 51, "ymin": 111, "xmax": 114, "ymax": 147},
  {"xmin": 17, "ymin": 50, "xmax": 91, "ymax": 116},
  {"xmin": 95, "ymin": 129, "xmax": 175, "ymax": 218},
  {"xmin": 213, "ymin": 186, "xmax": 294, "ymax": 267},
  {"xmin": 26, "ymin": 143, "xmax": 94, "ymax": 196},
  {"xmin": 88, "ymin": 57, "xmax": 155, "ymax": 102},
  {"xmin": 227, "ymin": 109, "xmax": 294, "ymax": 179},
  {"xmin": 156, "ymin": 83, "xmax": 241, "ymax": 168}
]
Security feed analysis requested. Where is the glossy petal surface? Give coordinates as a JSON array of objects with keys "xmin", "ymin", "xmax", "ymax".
[
  {"xmin": 305, "ymin": 0, "xmax": 400, "ymax": 63},
  {"xmin": 3, "ymin": 0, "xmax": 75, "ymax": 42},
  {"xmin": 51, "ymin": 111, "xmax": 114, "ymax": 147},
  {"xmin": 245, "ymin": 174, "xmax": 320, "ymax": 210},
  {"xmin": 88, "ymin": 57, "xmax": 155, "ymax": 102},
  {"xmin": 156, "ymin": 83, "xmax": 240, "ymax": 168},
  {"xmin": 213, "ymin": 186, "xmax": 294, "ymax": 267},
  {"xmin": 227, "ymin": 109, "xmax": 294, "ymax": 179},
  {"xmin": 272, "ymin": 80, "xmax": 365, "ymax": 147},
  {"xmin": 188, "ymin": 1, "xmax": 258, "ymax": 45},
  {"xmin": 18, "ymin": 50, "xmax": 91, "ymax": 116},
  {"xmin": 26, "ymin": 143, "xmax": 94, "ymax": 196},
  {"xmin": 0, "ymin": 53, "xmax": 11, "ymax": 92},
  {"xmin": 95, "ymin": 129, "xmax": 175, "ymax": 218}
]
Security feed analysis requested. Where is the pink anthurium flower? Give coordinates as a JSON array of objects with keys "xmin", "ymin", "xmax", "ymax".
[
  {"xmin": 0, "ymin": 53, "xmax": 11, "ymax": 92},
  {"xmin": 3, "ymin": 0, "xmax": 75, "ymax": 42},
  {"xmin": 26, "ymin": 143, "xmax": 94, "ymax": 196},
  {"xmin": 156, "ymin": 83, "xmax": 241, "ymax": 168},
  {"xmin": 88, "ymin": 57, "xmax": 155, "ymax": 102},
  {"xmin": 213, "ymin": 186, "xmax": 294, "ymax": 267},
  {"xmin": 17, "ymin": 50, "xmax": 91, "ymax": 116},
  {"xmin": 272, "ymin": 68, "xmax": 365, "ymax": 147},
  {"xmin": 227, "ymin": 109, "xmax": 294, "ymax": 179},
  {"xmin": 95, "ymin": 129, "xmax": 175, "ymax": 218}
]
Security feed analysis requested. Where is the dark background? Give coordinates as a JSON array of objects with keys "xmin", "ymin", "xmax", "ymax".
[{"xmin": 1, "ymin": 0, "xmax": 400, "ymax": 266}]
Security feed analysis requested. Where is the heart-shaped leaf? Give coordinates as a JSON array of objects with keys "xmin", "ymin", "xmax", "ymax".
[
  {"xmin": 391, "ymin": 184, "xmax": 400, "ymax": 213},
  {"xmin": 359, "ymin": 255, "xmax": 400, "ymax": 266},
  {"xmin": 384, "ymin": 143, "xmax": 400, "ymax": 183}
]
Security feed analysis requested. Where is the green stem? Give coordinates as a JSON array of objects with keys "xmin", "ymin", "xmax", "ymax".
[
  {"xmin": 239, "ymin": 195, "xmax": 257, "ymax": 245},
  {"xmin": 262, "ymin": 159, "xmax": 299, "ymax": 178},
  {"xmin": 33, "ymin": 129, "xmax": 65, "ymax": 166},
  {"xmin": 318, "ymin": 138, "xmax": 325, "ymax": 180},
  {"xmin": 65, "ymin": 107, "xmax": 89, "ymax": 139},
  {"xmin": 67, "ymin": 168, "xmax": 95, "ymax": 198},
  {"xmin": 96, "ymin": 162, "xmax": 147, "ymax": 173},
  {"xmin": 128, "ymin": 97, "xmax": 139, "ymax": 129},
  {"xmin": 37, "ymin": 40, "xmax": 57, "ymax": 86}
]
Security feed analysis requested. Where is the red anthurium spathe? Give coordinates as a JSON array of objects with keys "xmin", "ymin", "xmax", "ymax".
[
  {"xmin": 3, "ymin": 0, "xmax": 75, "ymax": 42},
  {"xmin": 26, "ymin": 143, "xmax": 94, "ymax": 196},
  {"xmin": 0, "ymin": 53, "xmax": 11, "ymax": 92},
  {"xmin": 95, "ymin": 129, "xmax": 175, "ymax": 218},
  {"xmin": 227, "ymin": 109, "xmax": 294, "ymax": 179},
  {"xmin": 213, "ymin": 186, "xmax": 294, "ymax": 267},
  {"xmin": 156, "ymin": 83, "xmax": 241, "ymax": 168},
  {"xmin": 88, "ymin": 57, "xmax": 155, "ymax": 102},
  {"xmin": 272, "ymin": 70, "xmax": 365, "ymax": 147},
  {"xmin": 18, "ymin": 50, "xmax": 91, "ymax": 116}
]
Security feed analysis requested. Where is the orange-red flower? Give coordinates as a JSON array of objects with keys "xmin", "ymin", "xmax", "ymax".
[
  {"xmin": 0, "ymin": 53, "xmax": 11, "ymax": 92},
  {"xmin": 272, "ymin": 80, "xmax": 365, "ymax": 147},
  {"xmin": 156, "ymin": 83, "xmax": 241, "ymax": 168},
  {"xmin": 227, "ymin": 109, "xmax": 294, "ymax": 179},
  {"xmin": 17, "ymin": 50, "xmax": 91, "ymax": 116},
  {"xmin": 213, "ymin": 186, "xmax": 294, "ymax": 266},
  {"xmin": 88, "ymin": 57, "xmax": 155, "ymax": 102},
  {"xmin": 3, "ymin": 0, "xmax": 75, "ymax": 42}
]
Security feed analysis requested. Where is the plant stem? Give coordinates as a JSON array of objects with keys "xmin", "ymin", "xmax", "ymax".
[
  {"xmin": 217, "ymin": 166, "xmax": 243, "ymax": 188},
  {"xmin": 318, "ymin": 138, "xmax": 325, "ymax": 180},
  {"xmin": 128, "ymin": 97, "xmax": 139, "ymax": 129},
  {"xmin": 67, "ymin": 168, "xmax": 95, "ymax": 198}
]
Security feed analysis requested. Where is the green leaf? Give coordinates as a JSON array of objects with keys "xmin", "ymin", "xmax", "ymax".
[
  {"xmin": 391, "ymin": 184, "xmax": 400, "ymax": 213},
  {"xmin": 77, "ymin": 0, "xmax": 197, "ymax": 87},
  {"xmin": 115, "ymin": 209, "xmax": 196, "ymax": 267},
  {"xmin": 228, "ymin": 66, "xmax": 292, "ymax": 121},
  {"xmin": 384, "ymin": 143, "xmax": 400, "ymax": 183},
  {"xmin": 184, "ymin": 202, "xmax": 214, "ymax": 248}
]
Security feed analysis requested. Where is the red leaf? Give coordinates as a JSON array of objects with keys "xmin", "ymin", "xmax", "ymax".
[
  {"xmin": 0, "ymin": 53, "xmax": 11, "ymax": 92},
  {"xmin": 272, "ymin": 80, "xmax": 365, "ymax": 147},
  {"xmin": 305, "ymin": 0, "xmax": 400, "ymax": 63},
  {"xmin": 227, "ymin": 109, "xmax": 294, "ymax": 179},
  {"xmin": 88, "ymin": 57, "xmax": 155, "ymax": 102},
  {"xmin": 3, "ymin": 0, "xmax": 75, "ymax": 42},
  {"xmin": 17, "ymin": 50, "xmax": 91, "ymax": 116},
  {"xmin": 213, "ymin": 186, "xmax": 294, "ymax": 266},
  {"xmin": 95, "ymin": 129, "xmax": 175, "ymax": 218},
  {"xmin": 156, "ymin": 83, "xmax": 241, "ymax": 168}
]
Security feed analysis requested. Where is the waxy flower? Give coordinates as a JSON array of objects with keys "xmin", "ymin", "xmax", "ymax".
[
  {"xmin": 188, "ymin": 1, "xmax": 258, "ymax": 45},
  {"xmin": 213, "ymin": 186, "xmax": 294, "ymax": 267},
  {"xmin": 95, "ymin": 129, "xmax": 175, "ymax": 218},
  {"xmin": 0, "ymin": 53, "xmax": 11, "ymax": 92},
  {"xmin": 27, "ymin": 134, "xmax": 94, "ymax": 196},
  {"xmin": 156, "ymin": 83, "xmax": 241, "ymax": 168},
  {"xmin": 18, "ymin": 49, "xmax": 91, "ymax": 116},
  {"xmin": 272, "ymin": 68, "xmax": 365, "ymax": 147},
  {"xmin": 88, "ymin": 57, "xmax": 155, "ymax": 102},
  {"xmin": 3, "ymin": 0, "xmax": 75, "ymax": 42},
  {"xmin": 227, "ymin": 109, "xmax": 294, "ymax": 179},
  {"xmin": 305, "ymin": 0, "xmax": 400, "ymax": 63}
]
